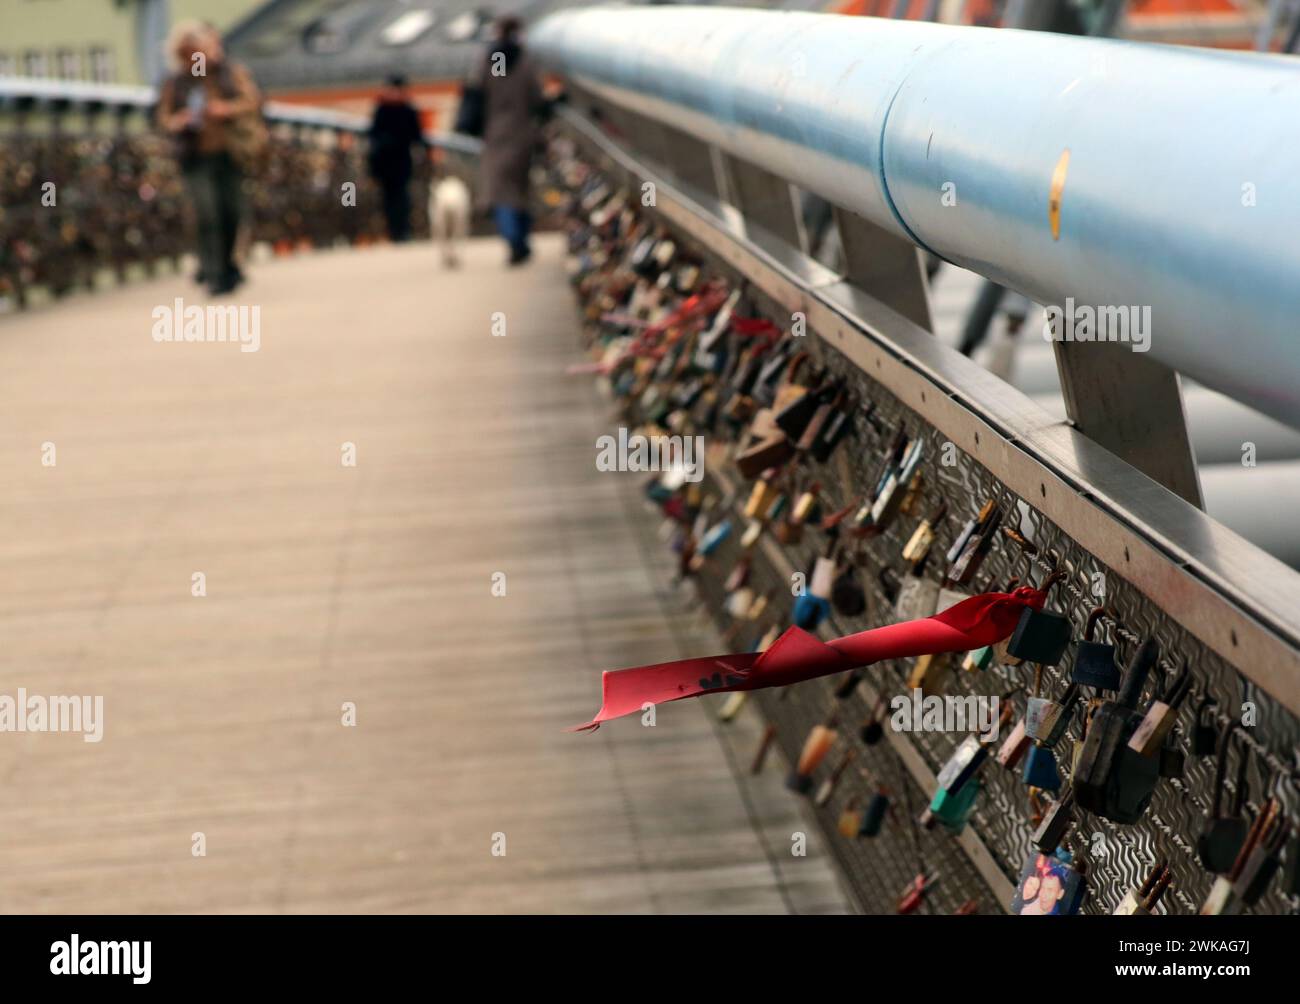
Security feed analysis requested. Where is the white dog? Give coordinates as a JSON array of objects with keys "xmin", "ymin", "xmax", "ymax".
[{"xmin": 429, "ymin": 175, "xmax": 471, "ymax": 268}]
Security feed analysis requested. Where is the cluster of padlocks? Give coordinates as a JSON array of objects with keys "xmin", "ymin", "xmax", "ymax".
[
  {"xmin": 0, "ymin": 117, "xmax": 422, "ymax": 308},
  {"xmin": 549, "ymin": 136, "xmax": 1300, "ymax": 916}
]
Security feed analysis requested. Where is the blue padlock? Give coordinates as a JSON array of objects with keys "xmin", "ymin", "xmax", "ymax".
[
  {"xmin": 1022, "ymin": 744, "xmax": 1062, "ymax": 792},
  {"xmin": 792, "ymin": 592, "xmax": 829, "ymax": 631}
]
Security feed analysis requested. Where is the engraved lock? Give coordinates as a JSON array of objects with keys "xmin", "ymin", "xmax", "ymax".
[
  {"xmin": 1197, "ymin": 721, "xmax": 1252, "ymax": 874},
  {"xmin": 1010, "ymin": 850, "xmax": 1087, "ymax": 916},
  {"xmin": 902, "ymin": 500, "xmax": 946, "ymax": 565},
  {"xmin": 1127, "ymin": 662, "xmax": 1192, "ymax": 757},
  {"xmin": 1073, "ymin": 638, "xmax": 1162, "ymax": 824},
  {"xmin": 1071, "ymin": 606, "xmax": 1122, "ymax": 690},
  {"xmin": 786, "ymin": 717, "xmax": 838, "ymax": 794}
]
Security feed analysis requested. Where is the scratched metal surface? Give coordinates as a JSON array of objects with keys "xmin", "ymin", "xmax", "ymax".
[{"xmin": 558, "ymin": 151, "xmax": 1300, "ymax": 916}]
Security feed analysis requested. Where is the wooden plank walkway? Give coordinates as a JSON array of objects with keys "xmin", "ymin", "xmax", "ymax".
[{"xmin": 0, "ymin": 235, "xmax": 848, "ymax": 914}]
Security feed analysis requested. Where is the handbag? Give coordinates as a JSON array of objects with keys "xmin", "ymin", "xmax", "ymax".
[{"xmin": 226, "ymin": 110, "xmax": 270, "ymax": 174}]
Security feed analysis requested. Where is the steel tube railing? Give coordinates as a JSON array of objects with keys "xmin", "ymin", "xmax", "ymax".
[{"xmin": 531, "ymin": 6, "xmax": 1300, "ymax": 428}]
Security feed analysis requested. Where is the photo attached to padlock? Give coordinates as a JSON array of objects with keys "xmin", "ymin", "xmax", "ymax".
[{"xmin": 1010, "ymin": 851, "xmax": 1086, "ymax": 916}]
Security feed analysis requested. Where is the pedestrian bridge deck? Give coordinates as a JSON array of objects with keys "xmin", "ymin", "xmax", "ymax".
[{"xmin": 0, "ymin": 235, "xmax": 846, "ymax": 914}]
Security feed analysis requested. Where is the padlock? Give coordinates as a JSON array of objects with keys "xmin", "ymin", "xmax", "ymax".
[
  {"xmin": 793, "ymin": 543, "xmax": 837, "ymax": 631},
  {"xmin": 1073, "ymin": 638, "xmax": 1162, "ymax": 824},
  {"xmin": 1071, "ymin": 606, "xmax": 1122, "ymax": 690},
  {"xmin": 869, "ymin": 438, "xmax": 923, "ymax": 530},
  {"xmin": 946, "ymin": 504, "xmax": 1002, "ymax": 585},
  {"xmin": 790, "ymin": 482, "xmax": 821, "ymax": 526},
  {"xmin": 935, "ymin": 735, "xmax": 989, "ymax": 795},
  {"xmin": 908, "ymin": 652, "xmax": 954, "ymax": 697},
  {"xmin": 898, "ymin": 470, "xmax": 925, "ymax": 517},
  {"xmin": 1010, "ymin": 850, "xmax": 1087, "ymax": 915},
  {"xmin": 1231, "ymin": 799, "xmax": 1288, "ymax": 907},
  {"xmin": 895, "ymin": 570, "xmax": 940, "ymax": 621},
  {"xmin": 834, "ymin": 669, "xmax": 863, "ymax": 701},
  {"xmin": 837, "ymin": 797, "xmax": 865, "ymax": 838},
  {"xmin": 1113, "ymin": 862, "xmax": 1172, "ymax": 916},
  {"xmin": 725, "ymin": 586, "xmax": 755, "ymax": 619},
  {"xmin": 740, "ymin": 520, "xmax": 763, "ymax": 549},
  {"xmin": 1032, "ymin": 786, "xmax": 1075, "ymax": 853},
  {"xmin": 785, "ymin": 718, "xmax": 838, "ymax": 794},
  {"xmin": 923, "ymin": 777, "xmax": 981, "ymax": 834},
  {"xmin": 1022, "ymin": 744, "xmax": 1062, "ymax": 793},
  {"xmin": 717, "ymin": 691, "xmax": 747, "ymax": 722},
  {"xmin": 1196, "ymin": 721, "xmax": 1251, "ymax": 874},
  {"xmin": 1025, "ymin": 684, "xmax": 1081, "ymax": 748},
  {"xmin": 945, "ymin": 499, "xmax": 995, "ymax": 565},
  {"xmin": 901, "ymin": 500, "xmax": 946, "ymax": 564},
  {"xmin": 1191, "ymin": 693, "xmax": 1219, "ymax": 757},
  {"xmin": 997, "ymin": 717, "xmax": 1031, "ymax": 770},
  {"xmin": 807, "ymin": 401, "xmax": 854, "ymax": 462},
  {"xmin": 898, "ymin": 872, "xmax": 939, "ymax": 914},
  {"xmin": 749, "ymin": 723, "xmax": 778, "ymax": 775},
  {"xmin": 1005, "ymin": 602, "xmax": 1071, "ymax": 667},
  {"xmin": 724, "ymin": 555, "xmax": 752, "ymax": 593},
  {"xmin": 830, "ymin": 563, "xmax": 867, "ymax": 618},
  {"xmin": 859, "ymin": 696, "xmax": 887, "ymax": 746},
  {"xmin": 1127, "ymin": 661, "xmax": 1192, "ymax": 757},
  {"xmin": 960, "ymin": 645, "xmax": 994, "ymax": 673},
  {"xmin": 814, "ymin": 749, "xmax": 855, "ymax": 806},
  {"xmin": 743, "ymin": 470, "xmax": 781, "ymax": 519},
  {"xmin": 859, "ymin": 790, "xmax": 890, "ymax": 837}
]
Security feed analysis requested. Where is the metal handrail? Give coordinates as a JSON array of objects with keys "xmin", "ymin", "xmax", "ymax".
[
  {"xmin": 0, "ymin": 75, "xmax": 481, "ymax": 155},
  {"xmin": 532, "ymin": 6, "xmax": 1300, "ymax": 429}
]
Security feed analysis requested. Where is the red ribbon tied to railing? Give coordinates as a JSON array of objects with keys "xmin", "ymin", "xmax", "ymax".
[{"xmin": 566, "ymin": 587, "xmax": 1045, "ymax": 731}]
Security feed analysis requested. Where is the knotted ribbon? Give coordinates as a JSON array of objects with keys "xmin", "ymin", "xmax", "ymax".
[{"xmin": 567, "ymin": 587, "xmax": 1045, "ymax": 731}]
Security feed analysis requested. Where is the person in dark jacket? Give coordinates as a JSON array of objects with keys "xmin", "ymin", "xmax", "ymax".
[
  {"xmin": 367, "ymin": 75, "xmax": 427, "ymax": 243},
  {"xmin": 476, "ymin": 16, "xmax": 546, "ymax": 265},
  {"xmin": 157, "ymin": 22, "xmax": 261, "ymax": 295}
]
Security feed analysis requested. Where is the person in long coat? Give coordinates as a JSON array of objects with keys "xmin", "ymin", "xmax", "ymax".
[{"xmin": 477, "ymin": 16, "xmax": 546, "ymax": 265}]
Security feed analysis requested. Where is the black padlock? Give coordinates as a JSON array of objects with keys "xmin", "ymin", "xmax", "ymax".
[
  {"xmin": 1073, "ymin": 638, "xmax": 1162, "ymax": 824},
  {"xmin": 1191, "ymin": 692, "xmax": 1219, "ymax": 757},
  {"xmin": 830, "ymin": 563, "xmax": 867, "ymax": 618},
  {"xmin": 859, "ymin": 696, "xmax": 887, "ymax": 746},
  {"xmin": 1005, "ymin": 602, "xmax": 1072, "ymax": 667},
  {"xmin": 1032, "ymin": 785, "xmax": 1076, "ymax": 853},
  {"xmin": 1197, "ymin": 721, "xmax": 1251, "ymax": 874},
  {"xmin": 1071, "ymin": 606, "xmax": 1122, "ymax": 690}
]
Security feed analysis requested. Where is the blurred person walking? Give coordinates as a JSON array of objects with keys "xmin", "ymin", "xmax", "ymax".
[
  {"xmin": 367, "ymin": 75, "xmax": 428, "ymax": 243},
  {"xmin": 459, "ymin": 16, "xmax": 545, "ymax": 266},
  {"xmin": 157, "ymin": 22, "xmax": 262, "ymax": 296}
]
